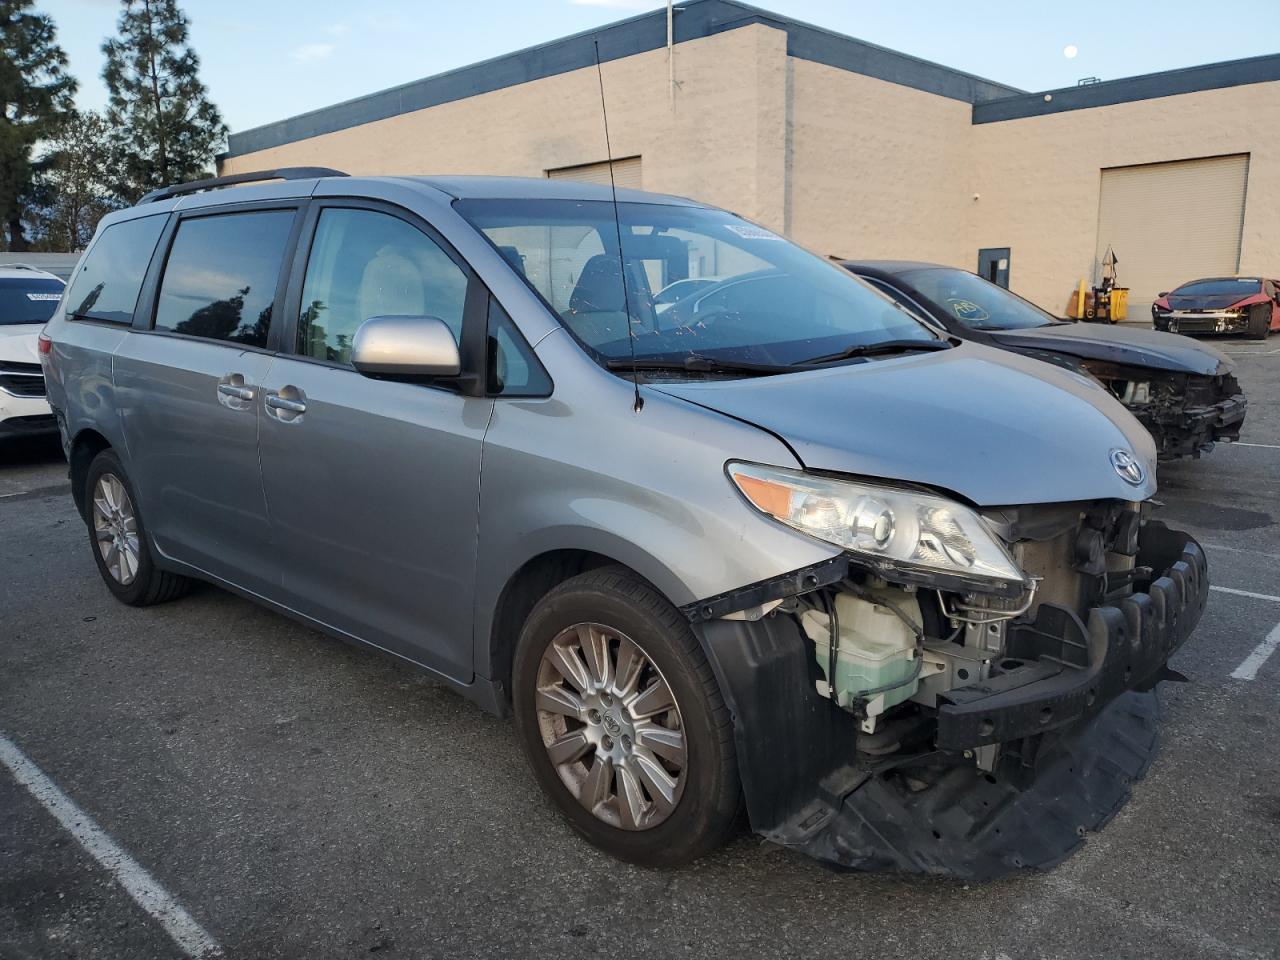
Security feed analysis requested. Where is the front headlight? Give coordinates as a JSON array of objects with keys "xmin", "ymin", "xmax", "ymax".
[{"xmin": 728, "ymin": 462, "xmax": 1026, "ymax": 586}]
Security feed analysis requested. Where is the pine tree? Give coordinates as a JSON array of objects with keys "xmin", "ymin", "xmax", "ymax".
[
  {"xmin": 102, "ymin": 0, "xmax": 226, "ymax": 202},
  {"xmin": 30, "ymin": 111, "xmax": 119, "ymax": 250},
  {"xmin": 0, "ymin": 1, "xmax": 77, "ymax": 251}
]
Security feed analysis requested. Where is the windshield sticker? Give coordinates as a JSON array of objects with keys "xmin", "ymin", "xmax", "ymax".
[
  {"xmin": 947, "ymin": 298, "xmax": 989, "ymax": 323},
  {"xmin": 724, "ymin": 224, "xmax": 785, "ymax": 242},
  {"xmin": 25, "ymin": 292, "xmax": 62, "ymax": 301}
]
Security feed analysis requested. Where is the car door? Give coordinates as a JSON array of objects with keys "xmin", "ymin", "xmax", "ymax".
[
  {"xmin": 113, "ymin": 203, "xmax": 301, "ymax": 595},
  {"xmin": 257, "ymin": 201, "xmax": 493, "ymax": 681}
]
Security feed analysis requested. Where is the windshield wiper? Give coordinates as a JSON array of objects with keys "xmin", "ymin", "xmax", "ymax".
[
  {"xmin": 603, "ymin": 355, "xmax": 795, "ymax": 376},
  {"xmin": 797, "ymin": 338, "xmax": 953, "ymax": 366}
]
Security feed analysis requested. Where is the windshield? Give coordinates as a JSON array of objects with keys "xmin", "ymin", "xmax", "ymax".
[
  {"xmin": 0, "ymin": 276, "xmax": 65, "ymax": 325},
  {"xmin": 898, "ymin": 267, "xmax": 1058, "ymax": 331},
  {"xmin": 1173, "ymin": 278, "xmax": 1261, "ymax": 297},
  {"xmin": 457, "ymin": 199, "xmax": 935, "ymax": 367}
]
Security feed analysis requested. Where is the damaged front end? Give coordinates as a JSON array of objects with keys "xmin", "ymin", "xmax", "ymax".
[
  {"xmin": 1084, "ymin": 360, "xmax": 1245, "ymax": 459},
  {"xmin": 685, "ymin": 490, "xmax": 1207, "ymax": 880}
]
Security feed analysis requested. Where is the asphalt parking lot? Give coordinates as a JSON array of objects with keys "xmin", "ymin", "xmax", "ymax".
[{"xmin": 3, "ymin": 339, "xmax": 1279, "ymax": 960}]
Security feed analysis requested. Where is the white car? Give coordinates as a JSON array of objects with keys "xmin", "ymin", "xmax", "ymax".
[{"xmin": 0, "ymin": 264, "xmax": 66, "ymax": 440}]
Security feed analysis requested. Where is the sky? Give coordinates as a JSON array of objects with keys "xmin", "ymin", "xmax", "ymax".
[{"xmin": 38, "ymin": 0, "xmax": 1280, "ymax": 136}]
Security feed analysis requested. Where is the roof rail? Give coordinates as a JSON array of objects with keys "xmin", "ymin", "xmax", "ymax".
[
  {"xmin": 0, "ymin": 262, "xmax": 41, "ymax": 272},
  {"xmin": 136, "ymin": 167, "xmax": 349, "ymax": 205}
]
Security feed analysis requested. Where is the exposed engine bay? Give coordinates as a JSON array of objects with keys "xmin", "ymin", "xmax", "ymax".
[
  {"xmin": 1083, "ymin": 359, "xmax": 1245, "ymax": 459},
  {"xmin": 686, "ymin": 498, "xmax": 1208, "ymax": 879},
  {"xmin": 781, "ymin": 499, "xmax": 1146, "ymax": 767}
]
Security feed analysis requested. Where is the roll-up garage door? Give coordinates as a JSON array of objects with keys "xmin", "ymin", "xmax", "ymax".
[
  {"xmin": 546, "ymin": 157, "xmax": 642, "ymax": 190},
  {"xmin": 1095, "ymin": 154, "xmax": 1249, "ymax": 319}
]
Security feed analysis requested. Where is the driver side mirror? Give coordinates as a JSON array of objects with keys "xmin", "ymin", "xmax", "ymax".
[{"xmin": 351, "ymin": 315, "xmax": 461, "ymax": 381}]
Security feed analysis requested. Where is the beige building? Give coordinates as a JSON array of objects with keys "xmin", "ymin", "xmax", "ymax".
[{"xmin": 221, "ymin": 0, "xmax": 1280, "ymax": 319}]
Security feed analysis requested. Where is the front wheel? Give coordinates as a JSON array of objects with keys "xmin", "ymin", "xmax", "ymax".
[
  {"xmin": 1246, "ymin": 303, "xmax": 1270, "ymax": 340},
  {"xmin": 512, "ymin": 568, "xmax": 740, "ymax": 866}
]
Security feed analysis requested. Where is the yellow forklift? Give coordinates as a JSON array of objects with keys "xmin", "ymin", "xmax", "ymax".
[{"xmin": 1069, "ymin": 246, "xmax": 1129, "ymax": 323}]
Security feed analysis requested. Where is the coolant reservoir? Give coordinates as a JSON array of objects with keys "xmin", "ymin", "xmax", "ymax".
[{"xmin": 801, "ymin": 586, "xmax": 921, "ymax": 717}]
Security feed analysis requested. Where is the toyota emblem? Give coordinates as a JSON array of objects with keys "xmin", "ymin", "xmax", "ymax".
[{"xmin": 1110, "ymin": 448, "xmax": 1146, "ymax": 486}]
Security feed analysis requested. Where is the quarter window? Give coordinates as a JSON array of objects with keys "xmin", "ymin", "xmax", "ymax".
[
  {"xmin": 298, "ymin": 208, "xmax": 468, "ymax": 365},
  {"xmin": 65, "ymin": 214, "xmax": 166, "ymax": 324},
  {"xmin": 488, "ymin": 299, "xmax": 551, "ymax": 397},
  {"xmin": 154, "ymin": 210, "xmax": 295, "ymax": 348}
]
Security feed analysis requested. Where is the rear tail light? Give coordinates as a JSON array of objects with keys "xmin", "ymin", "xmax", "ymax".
[{"xmin": 37, "ymin": 332, "xmax": 52, "ymax": 355}]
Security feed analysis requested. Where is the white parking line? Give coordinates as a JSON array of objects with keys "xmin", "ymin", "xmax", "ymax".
[
  {"xmin": 1202, "ymin": 543, "xmax": 1280, "ymax": 562},
  {"xmin": 0, "ymin": 733, "xmax": 222, "ymax": 958},
  {"xmin": 1229, "ymin": 441, "xmax": 1280, "ymax": 450},
  {"xmin": 1210, "ymin": 585, "xmax": 1280, "ymax": 603},
  {"xmin": 1230, "ymin": 623, "xmax": 1280, "ymax": 681}
]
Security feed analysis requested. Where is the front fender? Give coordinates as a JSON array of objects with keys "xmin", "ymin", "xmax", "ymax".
[{"xmin": 470, "ymin": 346, "xmax": 839, "ymax": 679}]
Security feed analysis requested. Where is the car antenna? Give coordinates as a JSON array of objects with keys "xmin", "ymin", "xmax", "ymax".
[{"xmin": 593, "ymin": 38, "xmax": 643, "ymax": 413}]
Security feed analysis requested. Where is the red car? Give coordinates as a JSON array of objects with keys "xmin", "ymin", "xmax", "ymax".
[{"xmin": 1152, "ymin": 276, "xmax": 1280, "ymax": 339}]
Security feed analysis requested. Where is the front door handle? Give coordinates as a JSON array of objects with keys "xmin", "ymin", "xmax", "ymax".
[
  {"xmin": 265, "ymin": 394, "xmax": 306, "ymax": 414},
  {"xmin": 264, "ymin": 386, "xmax": 307, "ymax": 423}
]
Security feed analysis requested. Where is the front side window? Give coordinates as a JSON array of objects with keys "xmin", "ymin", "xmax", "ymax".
[
  {"xmin": 898, "ymin": 267, "xmax": 1059, "ymax": 331},
  {"xmin": 65, "ymin": 214, "xmax": 167, "ymax": 324},
  {"xmin": 297, "ymin": 208, "xmax": 468, "ymax": 365},
  {"xmin": 0, "ymin": 275, "xmax": 65, "ymax": 325},
  {"xmin": 154, "ymin": 210, "xmax": 295, "ymax": 348},
  {"xmin": 457, "ymin": 199, "xmax": 933, "ymax": 368}
]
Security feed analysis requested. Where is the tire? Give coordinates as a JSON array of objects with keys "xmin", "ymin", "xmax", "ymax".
[
  {"xmin": 83, "ymin": 449, "xmax": 191, "ymax": 606},
  {"xmin": 1246, "ymin": 303, "xmax": 1270, "ymax": 340},
  {"xmin": 512, "ymin": 567, "xmax": 740, "ymax": 866}
]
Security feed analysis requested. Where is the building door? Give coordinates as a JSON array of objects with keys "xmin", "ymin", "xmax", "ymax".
[
  {"xmin": 1095, "ymin": 154, "xmax": 1249, "ymax": 319},
  {"xmin": 547, "ymin": 156, "xmax": 642, "ymax": 189},
  {"xmin": 977, "ymin": 248, "xmax": 1010, "ymax": 288}
]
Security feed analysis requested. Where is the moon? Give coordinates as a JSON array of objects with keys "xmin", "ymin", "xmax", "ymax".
[{"xmin": 1063, "ymin": 44, "xmax": 1079, "ymax": 59}]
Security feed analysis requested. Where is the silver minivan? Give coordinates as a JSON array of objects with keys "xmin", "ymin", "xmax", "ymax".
[{"xmin": 42, "ymin": 170, "xmax": 1208, "ymax": 880}]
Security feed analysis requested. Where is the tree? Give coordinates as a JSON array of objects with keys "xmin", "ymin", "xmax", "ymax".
[
  {"xmin": 0, "ymin": 1, "xmax": 77, "ymax": 251},
  {"xmin": 29, "ymin": 111, "xmax": 119, "ymax": 250},
  {"xmin": 102, "ymin": 0, "xmax": 226, "ymax": 203}
]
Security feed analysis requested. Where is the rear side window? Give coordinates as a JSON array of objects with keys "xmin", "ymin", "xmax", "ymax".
[
  {"xmin": 65, "ymin": 215, "xmax": 166, "ymax": 324},
  {"xmin": 0, "ymin": 276, "xmax": 65, "ymax": 325},
  {"xmin": 154, "ymin": 210, "xmax": 294, "ymax": 348}
]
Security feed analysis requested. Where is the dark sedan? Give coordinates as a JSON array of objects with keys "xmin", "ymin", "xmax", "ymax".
[
  {"xmin": 844, "ymin": 260, "xmax": 1246, "ymax": 460},
  {"xmin": 1152, "ymin": 277, "xmax": 1279, "ymax": 339}
]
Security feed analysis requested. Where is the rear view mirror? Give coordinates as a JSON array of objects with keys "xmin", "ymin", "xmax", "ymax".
[{"xmin": 351, "ymin": 315, "xmax": 461, "ymax": 380}]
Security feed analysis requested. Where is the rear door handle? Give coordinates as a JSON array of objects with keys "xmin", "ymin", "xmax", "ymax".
[
  {"xmin": 217, "ymin": 373, "xmax": 255, "ymax": 409},
  {"xmin": 265, "ymin": 394, "xmax": 306, "ymax": 413},
  {"xmin": 217, "ymin": 382, "xmax": 255, "ymax": 401}
]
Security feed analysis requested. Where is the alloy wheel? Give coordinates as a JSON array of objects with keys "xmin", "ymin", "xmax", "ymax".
[
  {"xmin": 534, "ymin": 622, "xmax": 687, "ymax": 831},
  {"xmin": 92, "ymin": 473, "xmax": 140, "ymax": 586}
]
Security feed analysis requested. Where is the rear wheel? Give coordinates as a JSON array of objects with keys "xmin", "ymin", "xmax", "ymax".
[
  {"xmin": 84, "ymin": 449, "xmax": 190, "ymax": 606},
  {"xmin": 1246, "ymin": 303, "xmax": 1270, "ymax": 340},
  {"xmin": 512, "ymin": 568, "xmax": 740, "ymax": 866}
]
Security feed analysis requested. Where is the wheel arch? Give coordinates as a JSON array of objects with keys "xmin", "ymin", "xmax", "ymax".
[
  {"xmin": 68, "ymin": 428, "xmax": 113, "ymax": 522},
  {"xmin": 479, "ymin": 540, "xmax": 690, "ymax": 702}
]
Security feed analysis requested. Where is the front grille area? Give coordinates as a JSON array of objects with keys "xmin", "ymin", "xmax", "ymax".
[
  {"xmin": 999, "ymin": 500, "xmax": 1141, "ymax": 621},
  {"xmin": 0, "ymin": 361, "xmax": 45, "ymax": 397}
]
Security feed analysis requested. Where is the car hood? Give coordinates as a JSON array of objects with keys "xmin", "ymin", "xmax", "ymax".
[
  {"xmin": 650, "ymin": 342, "xmax": 1157, "ymax": 507},
  {"xmin": 989, "ymin": 322, "xmax": 1231, "ymax": 376},
  {"xmin": 0, "ymin": 323, "xmax": 42, "ymax": 364}
]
